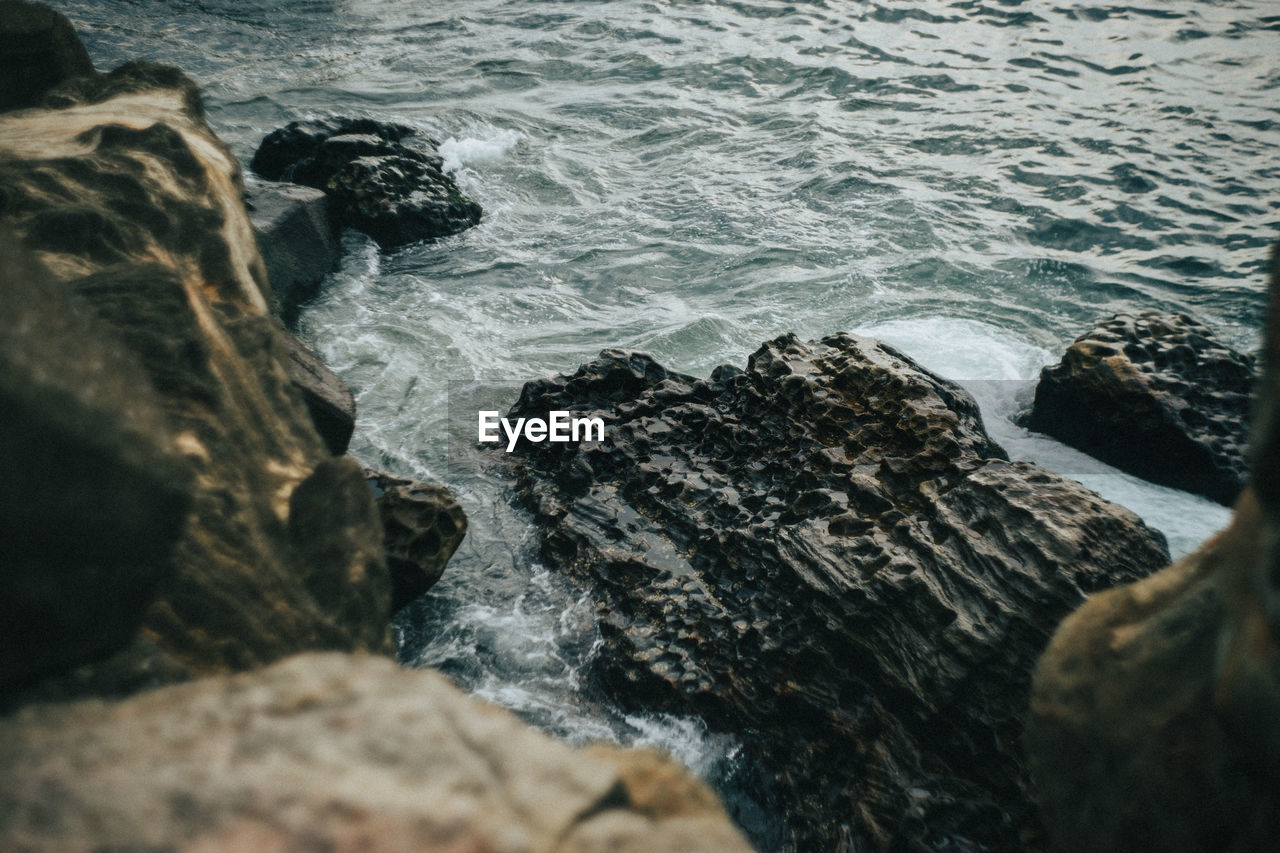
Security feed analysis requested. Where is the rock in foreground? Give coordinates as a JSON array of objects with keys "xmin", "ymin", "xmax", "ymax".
[
  {"xmin": 0, "ymin": 652, "xmax": 752, "ymax": 853},
  {"xmin": 365, "ymin": 469, "xmax": 469, "ymax": 612},
  {"xmin": 251, "ymin": 117, "xmax": 482, "ymax": 249},
  {"xmin": 1026, "ymin": 311, "xmax": 1253, "ymax": 505},
  {"xmin": 506, "ymin": 336, "xmax": 1170, "ymax": 851},
  {"xmin": 0, "ymin": 61, "xmax": 390, "ymax": 695},
  {"xmin": 1028, "ymin": 252, "xmax": 1280, "ymax": 852}
]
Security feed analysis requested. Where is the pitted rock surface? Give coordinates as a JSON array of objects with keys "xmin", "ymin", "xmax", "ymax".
[
  {"xmin": 365, "ymin": 469, "xmax": 469, "ymax": 612},
  {"xmin": 1027, "ymin": 311, "xmax": 1254, "ymax": 505},
  {"xmin": 506, "ymin": 335, "xmax": 1171, "ymax": 852},
  {"xmin": 250, "ymin": 117, "xmax": 481, "ymax": 249}
]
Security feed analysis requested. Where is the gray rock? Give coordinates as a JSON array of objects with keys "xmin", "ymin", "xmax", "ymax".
[
  {"xmin": 0, "ymin": 653, "xmax": 753, "ymax": 853},
  {"xmin": 244, "ymin": 180, "xmax": 339, "ymax": 323},
  {"xmin": 1026, "ymin": 310, "xmax": 1254, "ymax": 505},
  {"xmin": 284, "ymin": 332, "xmax": 356, "ymax": 456},
  {"xmin": 505, "ymin": 337, "xmax": 1171, "ymax": 851}
]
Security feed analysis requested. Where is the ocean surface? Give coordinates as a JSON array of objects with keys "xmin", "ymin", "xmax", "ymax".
[{"xmin": 62, "ymin": 0, "xmax": 1278, "ymax": 841}]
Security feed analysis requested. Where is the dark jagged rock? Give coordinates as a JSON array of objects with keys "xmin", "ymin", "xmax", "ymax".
[
  {"xmin": 0, "ymin": 60, "xmax": 391, "ymax": 697},
  {"xmin": 1026, "ymin": 311, "xmax": 1254, "ymax": 505},
  {"xmin": 504, "ymin": 337, "xmax": 1170, "ymax": 851},
  {"xmin": 244, "ymin": 181, "xmax": 338, "ymax": 323},
  {"xmin": 365, "ymin": 469, "xmax": 468, "ymax": 612},
  {"xmin": 250, "ymin": 118, "xmax": 481, "ymax": 249},
  {"xmin": 283, "ymin": 334, "xmax": 355, "ymax": 456},
  {"xmin": 0, "ymin": 1, "xmax": 94, "ymax": 112},
  {"xmin": 1028, "ymin": 249, "xmax": 1280, "ymax": 853}
]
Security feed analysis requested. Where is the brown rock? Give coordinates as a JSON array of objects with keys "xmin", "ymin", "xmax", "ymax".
[
  {"xmin": 0, "ymin": 60, "xmax": 390, "ymax": 696},
  {"xmin": 0, "ymin": 652, "xmax": 753, "ymax": 853},
  {"xmin": 0, "ymin": 2, "xmax": 94, "ymax": 113},
  {"xmin": 366, "ymin": 469, "xmax": 469, "ymax": 612},
  {"xmin": 1026, "ymin": 311, "xmax": 1254, "ymax": 505},
  {"xmin": 1028, "ymin": 247, "xmax": 1280, "ymax": 852}
]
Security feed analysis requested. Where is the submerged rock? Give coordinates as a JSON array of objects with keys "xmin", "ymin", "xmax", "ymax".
[
  {"xmin": 0, "ymin": 61, "xmax": 390, "ymax": 696},
  {"xmin": 505, "ymin": 337, "xmax": 1170, "ymax": 851},
  {"xmin": 0, "ymin": 652, "xmax": 753, "ymax": 852},
  {"xmin": 365, "ymin": 469, "xmax": 469, "ymax": 612},
  {"xmin": 1028, "ymin": 251, "xmax": 1280, "ymax": 852},
  {"xmin": 251, "ymin": 117, "xmax": 482, "ymax": 249},
  {"xmin": 1026, "ymin": 311, "xmax": 1254, "ymax": 505}
]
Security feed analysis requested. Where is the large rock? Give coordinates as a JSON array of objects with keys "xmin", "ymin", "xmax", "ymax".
[
  {"xmin": 1028, "ymin": 250, "xmax": 1280, "ymax": 851},
  {"xmin": 366, "ymin": 469, "xmax": 469, "ymax": 613},
  {"xmin": 1026, "ymin": 311, "xmax": 1254, "ymax": 505},
  {"xmin": 0, "ymin": 1, "xmax": 94, "ymax": 112},
  {"xmin": 504, "ymin": 337, "xmax": 1170, "ymax": 851},
  {"xmin": 251, "ymin": 117, "xmax": 482, "ymax": 249},
  {"xmin": 244, "ymin": 180, "xmax": 339, "ymax": 323},
  {"xmin": 0, "ymin": 235, "xmax": 191, "ymax": 691},
  {"xmin": 0, "ymin": 652, "xmax": 753, "ymax": 853},
  {"xmin": 0, "ymin": 60, "xmax": 391, "ymax": 696}
]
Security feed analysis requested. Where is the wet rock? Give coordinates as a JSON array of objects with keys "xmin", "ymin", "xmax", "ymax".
[
  {"xmin": 365, "ymin": 469, "xmax": 468, "ymax": 612},
  {"xmin": 0, "ymin": 61, "xmax": 391, "ymax": 697},
  {"xmin": 250, "ymin": 117, "xmax": 481, "ymax": 249},
  {"xmin": 1026, "ymin": 311, "xmax": 1254, "ymax": 505},
  {"xmin": 0, "ymin": 652, "xmax": 752, "ymax": 853},
  {"xmin": 0, "ymin": 2, "xmax": 94, "ymax": 112},
  {"xmin": 244, "ymin": 180, "xmax": 338, "ymax": 323},
  {"xmin": 505, "ymin": 337, "xmax": 1170, "ymax": 851},
  {"xmin": 1028, "ymin": 250, "xmax": 1280, "ymax": 852},
  {"xmin": 283, "ymin": 333, "xmax": 355, "ymax": 455}
]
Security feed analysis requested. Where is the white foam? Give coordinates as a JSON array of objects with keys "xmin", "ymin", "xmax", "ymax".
[{"xmin": 440, "ymin": 128, "xmax": 524, "ymax": 173}]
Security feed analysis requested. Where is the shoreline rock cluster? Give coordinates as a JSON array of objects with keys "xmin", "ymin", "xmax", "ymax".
[
  {"xmin": 2, "ymin": 3, "xmax": 1275, "ymax": 852},
  {"xmin": 0, "ymin": 5, "xmax": 749, "ymax": 851}
]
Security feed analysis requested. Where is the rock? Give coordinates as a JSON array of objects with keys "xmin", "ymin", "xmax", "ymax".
[
  {"xmin": 0, "ymin": 652, "xmax": 753, "ymax": 853},
  {"xmin": 283, "ymin": 333, "xmax": 356, "ymax": 455},
  {"xmin": 1026, "ymin": 310, "xmax": 1254, "ymax": 505},
  {"xmin": 1028, "ymin": 248, "xmax": 1280, "ymax": 852},
  {"xmin": 504, "ymin": 338, "xmax": 1171, "ymax": 851},
  {"xmin": 0, "ymin": 234, "xmax": 192, "ymax": 692},
  {"xmin": 365, "ymin": 469, "xmax": 468, "ymax": 612},
  {"xmin": 250, "ymin": 117, "xmax": 481, "ymax": 249},
  {"xmin": 244, "ymin": 180, "xmax": 338, "ymax": 323},
  {"xmin": 0, "ymin": 60, "xmax": 391, "ymax": 697},
  {"xmin": 0, "ymin": 2, "xmax": 94, "ymax": 112}
]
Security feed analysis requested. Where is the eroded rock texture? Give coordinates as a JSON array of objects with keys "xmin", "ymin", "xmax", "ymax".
[
  {"xmin": 1027, "ymin": 311, "xmax": 1254, "ymax": 505},
  {"xmin": 365, "ymin": 469, "xmax": 469, "ymax": 612},
  {"xmin": 250, "ymin": 117, "xmax": 482, "ymax": 249},
  {"xmin": 0, "ymin": 62, "xmax": 390, "ymax": 696},
  {"xmin": 506, "ymin": 336, "xmax": 1170, "ymax": 851},
  {"xmin": 0, "ymin": 653, "xmax": 752, "ymax": 853},
  {"xmin": 1028, "ymin": 251, "xmax": 1280, "ymax": 852}
]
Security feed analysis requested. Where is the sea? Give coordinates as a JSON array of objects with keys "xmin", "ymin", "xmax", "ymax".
[{"xmin": 59, "ymin": 0, "xmax": 1278, "ymax": 843}]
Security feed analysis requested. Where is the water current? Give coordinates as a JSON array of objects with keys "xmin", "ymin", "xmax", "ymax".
[{"xmin": 60, "ymin": 0, "xmax": 1279, "ymax": 843}]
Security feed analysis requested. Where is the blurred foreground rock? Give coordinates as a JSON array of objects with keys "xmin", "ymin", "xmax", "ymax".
[
  {"xmin": 1027, "ymin": 310, "xmax": 1253, "ymax": 505},
  {"xmin": 0, "ymin": 58, "xmax": 390, "ymax": 695},
  {"xmin": 1028, "ymin": 252, "xmax": 1280, "ymax": 851},
  {"xmin": 0, "ymin": 653, "xmax": 752, "ymax": 853},
  {"xmin": 506, "ymin": 336, "xmax": 1170, "ymax": 851}
]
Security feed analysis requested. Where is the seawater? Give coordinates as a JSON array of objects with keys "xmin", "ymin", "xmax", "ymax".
[{"xmin": 63, "ymin": 0, "xmax": 1278, "ymax": 839}]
